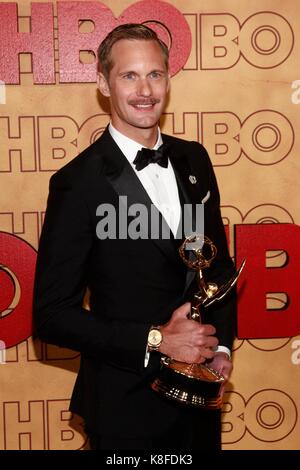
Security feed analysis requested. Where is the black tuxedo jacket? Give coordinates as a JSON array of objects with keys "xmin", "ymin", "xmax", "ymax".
[{"xmin": 33, "ymin": 128, "xmax": 236, "ymax": 438}]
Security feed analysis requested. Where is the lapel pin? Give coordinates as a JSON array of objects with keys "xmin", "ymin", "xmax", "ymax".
[{"xmin": 189, "ymin": 175, "xmax": 197, "ymax": 184}]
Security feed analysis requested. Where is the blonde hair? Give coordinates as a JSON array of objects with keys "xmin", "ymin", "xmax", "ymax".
[{"xmin": 98, "ymin": 23, "xmax": 169, "ymax": 78}]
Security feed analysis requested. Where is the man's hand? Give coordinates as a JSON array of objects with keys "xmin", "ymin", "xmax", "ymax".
[
  {"xmin": 207, "ymin": 352, "xmax": 233, "ymax": 397},
  {"xmin": 158, "ymin": 302, "xmax": 218, "ymax": 364}
]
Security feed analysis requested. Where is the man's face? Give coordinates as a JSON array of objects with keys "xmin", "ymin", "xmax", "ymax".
[{"xmin": 98, "ymin": 39, "xmax": 170, "ymax": 141}]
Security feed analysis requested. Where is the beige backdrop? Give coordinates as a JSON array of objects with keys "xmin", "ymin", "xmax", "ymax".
[{"xmin": 0, "ymin": 0, "xmax": 300, "ymax": 450}]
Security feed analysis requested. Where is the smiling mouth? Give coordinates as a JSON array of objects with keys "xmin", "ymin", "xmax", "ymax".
[
  {"xmin": 129, "ymin": 100, "xmax": 159, "ymax": 110},
  {"xmin": 134, "ymin": 104, "xmax": 154, "ymax": 108}
]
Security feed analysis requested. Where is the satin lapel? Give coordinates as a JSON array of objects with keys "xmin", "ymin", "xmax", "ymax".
[{"xmin": 98, "ymin": 129, "xmax": 179, "ymax": 266}]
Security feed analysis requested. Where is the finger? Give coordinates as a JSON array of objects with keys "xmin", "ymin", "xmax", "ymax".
[
  {"xmin": 207, "ymin": 336, "xmax": 219, "ymax": 348},
  {"xmin": 199, "ymin": 324, "xmax": 216, "ymax": 336},
  {"xmin": 197, "ymin": 335, "xmax": 218, "ymax": 349},
  {"xmin": 222, "ymin": 363, "xmax": 233, "ymax": 381},
  {"xmin": 200, "ymin": 347, "xmax": 215, "ymax": 360},
  {"xmin": 173, "ymin": 302, "xmax": 191, "ymax": 318},
  {"xmin": 197, "ymin": 355, "xmax": 206, "ymax": 364}
]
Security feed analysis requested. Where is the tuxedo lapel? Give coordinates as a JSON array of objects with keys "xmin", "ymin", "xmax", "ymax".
[
  {"xmin": 163, "ymin": 134, "xmax": 207, "ymax": 298},
  {"xmin": 97, "ymin": 129, "xmax": 180, "ymax": 266},
  {"xmin": 163, "ymin": 134, "xmax": 206, "ymax": 207}
]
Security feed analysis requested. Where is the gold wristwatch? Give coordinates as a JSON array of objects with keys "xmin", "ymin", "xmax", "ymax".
[{"xmin": 147, "ymin": 326, "xmax": 163, "ymax": 351}]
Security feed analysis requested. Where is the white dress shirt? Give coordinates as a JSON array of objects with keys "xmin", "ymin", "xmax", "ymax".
[
  {"xmin": 108, "ymin": 123, "xmax": 231, "ymax": 364},
  {"xmin": 109, "ymin": 123, "xmax": 181, "ymax": 237}
]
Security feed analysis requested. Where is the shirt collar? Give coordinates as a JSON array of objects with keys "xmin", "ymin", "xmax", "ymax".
[{"xmin": 108, "ymin": 123, "xmax": 163, "ymax": 164}]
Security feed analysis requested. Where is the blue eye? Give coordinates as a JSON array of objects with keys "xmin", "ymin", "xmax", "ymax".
[{"xmin": 124, "ymin": 73, "xmax": 135, "ymax": 80}]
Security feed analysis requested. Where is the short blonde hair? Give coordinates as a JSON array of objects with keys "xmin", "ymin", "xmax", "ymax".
[{"xmin": 98, "ymin": 23, "xmax": 169, "ymax": 78}]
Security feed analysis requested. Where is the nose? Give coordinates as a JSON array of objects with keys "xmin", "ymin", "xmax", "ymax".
[{"xmin": 137, "ymin": 77, "xmax": 152, "ymax": 97}]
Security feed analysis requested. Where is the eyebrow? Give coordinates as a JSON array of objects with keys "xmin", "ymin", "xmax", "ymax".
[{"xmin": 118, "ymin": 69, "xmax": 167, "ymax": 76}]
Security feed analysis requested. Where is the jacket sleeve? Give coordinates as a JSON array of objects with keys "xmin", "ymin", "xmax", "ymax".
[{"xmin": 33, "ymin": 172, "xmax": 150, "ymax": 374}]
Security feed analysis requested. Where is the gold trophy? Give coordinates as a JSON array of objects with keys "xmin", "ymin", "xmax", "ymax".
[{"xmin": 151, "ymin": 235, "xmax": 245, "ymax": 409}]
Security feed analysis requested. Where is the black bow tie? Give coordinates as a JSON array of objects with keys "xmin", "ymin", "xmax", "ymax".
[{"xmin": 133, "ymin": 143, "xmax": 169, "ymax": 171}]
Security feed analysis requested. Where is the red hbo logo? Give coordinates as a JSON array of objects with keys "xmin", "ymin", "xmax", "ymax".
[{"xmin": 0, "ymin": 232, "xmax": 37, "ymax": 347}]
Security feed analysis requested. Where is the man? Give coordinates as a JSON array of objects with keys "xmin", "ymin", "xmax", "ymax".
[{"xmin": 34, "ymin": 24, "xmax": 236, "ymax": 450}]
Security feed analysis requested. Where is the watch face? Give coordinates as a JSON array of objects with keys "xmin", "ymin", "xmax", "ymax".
[{"xmin": 149, "ymin": 329, "xmax": 162, "ymax": 346}]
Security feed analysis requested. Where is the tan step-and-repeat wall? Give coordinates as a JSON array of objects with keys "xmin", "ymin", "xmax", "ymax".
[{"xmin": 1, "ymin": 0, "xmax": 300, "ymax": 450}]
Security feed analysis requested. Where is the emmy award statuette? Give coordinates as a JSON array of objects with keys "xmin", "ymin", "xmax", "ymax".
[{"xmin": 151, "ymin": 235, "xmax": 245, "ymax": 409}]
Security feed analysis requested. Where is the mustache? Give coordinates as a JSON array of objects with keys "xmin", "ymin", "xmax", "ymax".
[{"xmin": 128, "ymin": 99, "xmax": 160, "ymax": 106}]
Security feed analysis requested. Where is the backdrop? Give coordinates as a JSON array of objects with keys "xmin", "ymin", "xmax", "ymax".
[{"xmin": 0, "ymin": 0, "xmax": 300, "ymax": 450}]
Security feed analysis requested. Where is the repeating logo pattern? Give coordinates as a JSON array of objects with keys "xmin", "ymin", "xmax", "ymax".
[{"xmin": 0, "ymin": 0, "xmax": 299, "ymax": 450}]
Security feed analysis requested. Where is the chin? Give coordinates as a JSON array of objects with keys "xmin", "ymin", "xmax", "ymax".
[{"xmin": 134, "ymin": 118, "xmax": 160, "ymax": 129}]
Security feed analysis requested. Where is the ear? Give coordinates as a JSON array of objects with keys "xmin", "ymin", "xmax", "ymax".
[{"xmin": 97, "ymin": 72, "xmax": 111, "ymax": 97}]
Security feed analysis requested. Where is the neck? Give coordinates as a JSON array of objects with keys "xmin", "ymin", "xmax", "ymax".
[{"xmin": 111, "ymin": 121, "xmax": 159, "ymax": 148}]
